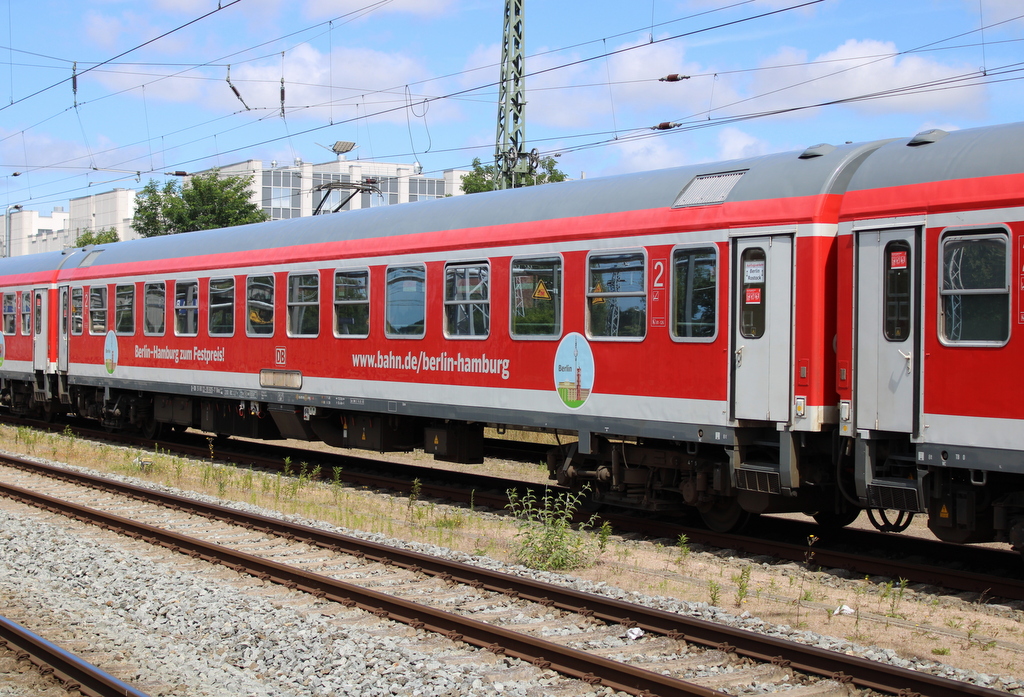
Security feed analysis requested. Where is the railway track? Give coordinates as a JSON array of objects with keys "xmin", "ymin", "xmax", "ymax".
[
  {"xmin": 0, "ymin": 613, "xmax": 151, "ymax": 697},
  {"xmin": 7, "ymin": 415, "xmax": 1023, "ymax": 601},
  {"xmin": 0, "ymin": 453, "xmax": 1014, "ymax": 697}
]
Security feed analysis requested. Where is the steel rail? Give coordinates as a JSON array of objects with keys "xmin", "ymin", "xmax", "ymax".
[
  {"xmin": 1, "ymin": 456, "xmax": 1011, "ymax": 697},
  {"xmin": 0, "ymin": 479, "xmax": 727, "ymax": 697},
  {"xmin": 0, "ymin": 613, "xmax": 151, "ymax": 697}
]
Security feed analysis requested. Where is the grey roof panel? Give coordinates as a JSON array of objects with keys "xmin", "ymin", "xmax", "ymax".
[{"xmin": 847, "ymin": 121, "xmax": 1024, "ymax": 193}]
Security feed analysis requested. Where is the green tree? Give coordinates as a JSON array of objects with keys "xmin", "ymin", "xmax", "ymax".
[
  {"xmin": 460, "ymin": 156, "xmax": 568, "ymax": 194},
  {"xmin": 73, "ymin": 228, "xmax": 119, "ymax": 246},
  {"xmin": 133, "ymin": 171, "xmax": 268, "ymax": 237}
]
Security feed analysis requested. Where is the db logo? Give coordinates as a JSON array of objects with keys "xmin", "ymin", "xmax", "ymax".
[{"xmin": 275, "ymin": 347, "xmax": 286, "ymax": 365}]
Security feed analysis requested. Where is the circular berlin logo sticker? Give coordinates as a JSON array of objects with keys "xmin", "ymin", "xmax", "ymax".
[
  {"xmin": 554, "ymin": 332, "xmax": 594, "ymax": 409},
  {"xmin": 103, "ymin": 330, "xmax": 118, "ymax": 374}
]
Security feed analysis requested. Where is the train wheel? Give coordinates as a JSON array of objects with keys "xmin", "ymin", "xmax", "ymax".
[
  {"xmin": 811, "ymin": 505, "xmax": 861, "ymax": 530},
  {"xmin": 700, "ymin": 499, "xmax": 755, "ymax": 533},
  {"xmin": 140, "ymin": 418, "xmax": 162, "ymax": 440}
]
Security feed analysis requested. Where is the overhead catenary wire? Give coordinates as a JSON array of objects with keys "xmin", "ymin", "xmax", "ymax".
[{"xmin": 2, "ymin": 2, "xmax": 1022, "ymax": 209}]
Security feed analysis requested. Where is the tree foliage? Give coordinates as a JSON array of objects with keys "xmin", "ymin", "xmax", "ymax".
[
  {"xmin": 73, "ymin": 228, "xmax": 120, "ymax": 247},
  {"xmin": 460, "ymin": 156, "xmax": 568, "ymax": 194},
  {"xmin": 133, "ymin": 171, "xmax": 268, "ymax": 237}
]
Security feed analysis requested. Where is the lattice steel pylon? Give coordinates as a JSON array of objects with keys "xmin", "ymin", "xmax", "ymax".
[{"xmin": 494, "ymin": 0, "xmax": 536, "ymax": 189}]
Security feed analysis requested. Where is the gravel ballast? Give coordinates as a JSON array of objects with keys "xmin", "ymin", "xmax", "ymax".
[{"xmin": 1, "ymin": 457, "xmax": 1022, "ymax": 695}]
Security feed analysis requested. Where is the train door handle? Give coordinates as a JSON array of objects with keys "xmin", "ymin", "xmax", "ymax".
[
  {"xmin": 898, "ymin": 349, "xmax": 912, "ymax": 374},
  {"xmin": 735, "ymin": 345, "xmax": 744, "ymax": 367}
]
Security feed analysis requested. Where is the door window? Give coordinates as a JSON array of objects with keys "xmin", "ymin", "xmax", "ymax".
[
  {"xmin": 739, "ymin": 248, "xmax": 766, "ymax": 339},
  {"xmin": 883, "ymin": 240, "xmax": 911, "ymax": 342}
]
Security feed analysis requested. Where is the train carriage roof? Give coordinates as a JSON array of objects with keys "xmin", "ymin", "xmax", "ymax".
[
  {"xmin": 48, "ymin": 137, "xmax": 888, "ymax": 271},
  {"xmin": 846, "ymin": 121, "xmax": 1024, "ymax": 193}
]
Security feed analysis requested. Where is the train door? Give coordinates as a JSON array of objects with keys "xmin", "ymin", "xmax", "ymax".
[
  {"xmin": 58, "ymin": 285, "xmax": 70, "ymax": 372},
  {"xmin": 855, "ymin": 227, "xmax": 919, "ymax": 434},
  {"xmin": 32, "ymin": 288, "xmax": 48, "ymax": 372},
  {"xmin": 732, "ymin": 235, "xmax": 793, "ymax": 421}
]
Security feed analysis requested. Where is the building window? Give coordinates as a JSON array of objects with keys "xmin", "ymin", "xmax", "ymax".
[
  {"xmin": 334, "ymin": 269, "xmax": 369, "ymax": 337},
  {"xmin": 144, "ymin": 283, "xmax": 165, "ymax": 335},
  {"xmin": 287, "ymin": 273, "xmax": 319, "ymax": 337},
  {"xmin": 313, "ymin": 173, "xmax": 353, "ymax": 212},
  {"xmin": 262, "ymin": 170, "xmax": 301, "ymax": 220},
  {"xmin": 89, "ymin": 287, "xmax": 107, "ymax": 334},
  {"xmin": 174, "ymin": 280, "xmax": 199, "ymax": 336},
  {"xmin": 115, "ymin": 284, "xmax": 135, "ymax": 335},
  {"xmin": 71, "ymin": 288, "xmax": 83, "ymax": 335},
  {"xmin": 247, "ymin": 275, "xmax": 275, "ymax": 336},
  {"xmin": 362, "ymin": 176, "xmax": 398, "ymax": 207},
  {"xmin": 672, "ymin": 246, "xmax": 717, "ymax": 340},
  {"xmin": 940, "ymin": 230, "xmax": 1009, "ymax": 344},
  {"xmin": 511, "ymin": 256, "xmax": 562, "ymax": 338},
  {"xmin": 445, "ymin": 262, "xmax": 489, "ymax": 338},
  {"xmin": 409, "ymin": 177, "xmax": 446, "ymax": 202},
  {"xmin": 587, "ymin": 251, "xmax": 646, "ymax": 339},
  {"xmin": 385, "ymin": 265, "xmax": 425, "ymax": 337},
  {"xmin": 2, "ymin": 293, "xmax": 15, "ymax": 335},
  {"xmin": 209, "ymin": 278, "xmax": 234, "ymax": 336}
]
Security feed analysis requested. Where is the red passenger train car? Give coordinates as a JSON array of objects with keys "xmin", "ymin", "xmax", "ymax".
[{"xmin": 1, "ymin": 120, "xmax": 1023, "ymax": 553}]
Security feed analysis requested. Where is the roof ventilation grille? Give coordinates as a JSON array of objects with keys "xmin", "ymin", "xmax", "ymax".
[
  {"xmin": 907, "ymin": 128, "xmax": 949, "ymax": 147},
  {"xmin": 673, "ymin": 170, "xmax": 746, "ymax": 208}
]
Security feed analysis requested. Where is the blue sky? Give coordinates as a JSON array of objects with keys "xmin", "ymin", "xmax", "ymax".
[{"xmin": 2, "ymin": 0, "xmax": 1022, "ymax": 214}]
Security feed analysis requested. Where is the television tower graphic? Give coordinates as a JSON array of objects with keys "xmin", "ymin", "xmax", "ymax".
[{"xmin": 574, "ymin": 336, "xmax": 582, "ymax": 402}]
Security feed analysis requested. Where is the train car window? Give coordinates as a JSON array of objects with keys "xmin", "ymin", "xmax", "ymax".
[
  {"xmin": 739, "ymin": 248, "xmax": 766, "ymax": 339},
  {"xmin": 71, "ymin": 288, "xmax": 83, "ymax": 335},
  {"xmin": 671, "ymin": 246, "xmax": 717, "ymax": 340},
  {"xmin": 444, "ymin": 262, "xmax": 489, "ymax": 338},
  {"xmin": 287, "ymin": 273, "xmax": 319, "ymax": 337},
  {"xmin": 883, "ymin": 240, "xmax": 912, "ymax": 342},
  {"xmin": 144, "ymin": 283, "xmax": 165, "ymax": 336},
  {"xmin": 209, "ymin": 278, "xmax": 235, "ymax": 337},
  {"xmin": 940, "ymin": 229, "xmax": 1010, "ymax": 345},
  {"xmin": 2, "ymin": 293, "xmax": 15, "ymax": 335},
  {"xmin": 246, "ymin": 275, "xmax": 275, "ymax": 336},
  {"xmin": 89, "ymin": 286, "xmax": 107, "ymax": 335},
  {"xmin": 20, "ymin": 292, "xmax": 30, "ymax": 335},
  {"xmin": 334, "ymin": 269, "xmax": 369, "ymax": 338},
  {"xmin": 115, "ymin": 284, "xmax": 135, "ymax": 335},
  {"xmin": 587, "ymin": 251, "xmax": 646, "ymax": 339},
  {"xmin": 385, "ymin": 265, "xmax": 426, "ymax": 338},
  {"xmin": 174, "ymin": 280, "xmax": 199, "ymax": 337},
  {"xmin": 510, "ymin": 256, "xmax": 561, "ymax": 339}
]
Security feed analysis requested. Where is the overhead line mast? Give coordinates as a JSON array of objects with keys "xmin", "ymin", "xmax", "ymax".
[{"xmin": 495, "ymin": 0, "xmax": 537, "ymax": 189}]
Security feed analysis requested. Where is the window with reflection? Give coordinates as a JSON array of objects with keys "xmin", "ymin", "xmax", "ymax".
[
  {"xmin": 445, "ymin": 262, "xmax": 489, "ymax": 337},
  {"xmin": 144, "ymin": 283, "xmax": 165, "ymax": 336},
  {"xmin": 883, "ymin": 240, "xmax": 911, "ymax": 342},
  {"xmin": 672, "ymin": 246, "xmax": 717, "ymax": 340},
  {"xmin": 940, "ymin": 230, "xmax": 1009, "ymax": 344},
  {"xmin": 247, "ymin": 275, "xmax": 275, "ymax": 336},
  {"xmin": 386, "ymin": 265, "xmax": 425, "ymax": 337},
  {"xmin": 739, "ymin": 248, "xmax": 766, "ymax": 339},
  {"xmin": 334, "ymin": 269, "xmax": 369, "ymax": 337},
  {"xmin": 174, "ymin": 280, "xmax": 199, "ymax": 337},
  {"xmin": 587, "ymin": 251, "xmax": 646, "ymax": 339},
  {"xmin": 89, "ymin": 286, "xmax": 107, "ymax": 335},
  {"xmin": 209, "ymin": 278, "xmax": 234, "ymax": 336},
  {"xmin": 288, "ymin": 273, "xmax": 320, "ymax": 337},
  {"xmin": 511, "ymin": 256, "xmax": 561, "ymax": 338}
]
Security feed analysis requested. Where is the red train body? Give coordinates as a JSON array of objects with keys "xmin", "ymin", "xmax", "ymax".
[{"xmin": 2, "ymin": 121, "xmax": 1024, "ymax": 551}]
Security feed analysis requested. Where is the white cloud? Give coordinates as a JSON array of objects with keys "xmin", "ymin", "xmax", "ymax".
[
  {"xmin": 737, "ymin": 39, "xmax": 987, "ymax": 118},
  {"xmin": 715, "ymin": 126, "xmax": 770, "ymax": 160},
  {"xmin": 302, "ymin": 0, "xmax": 457, "ymax": 20}
]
